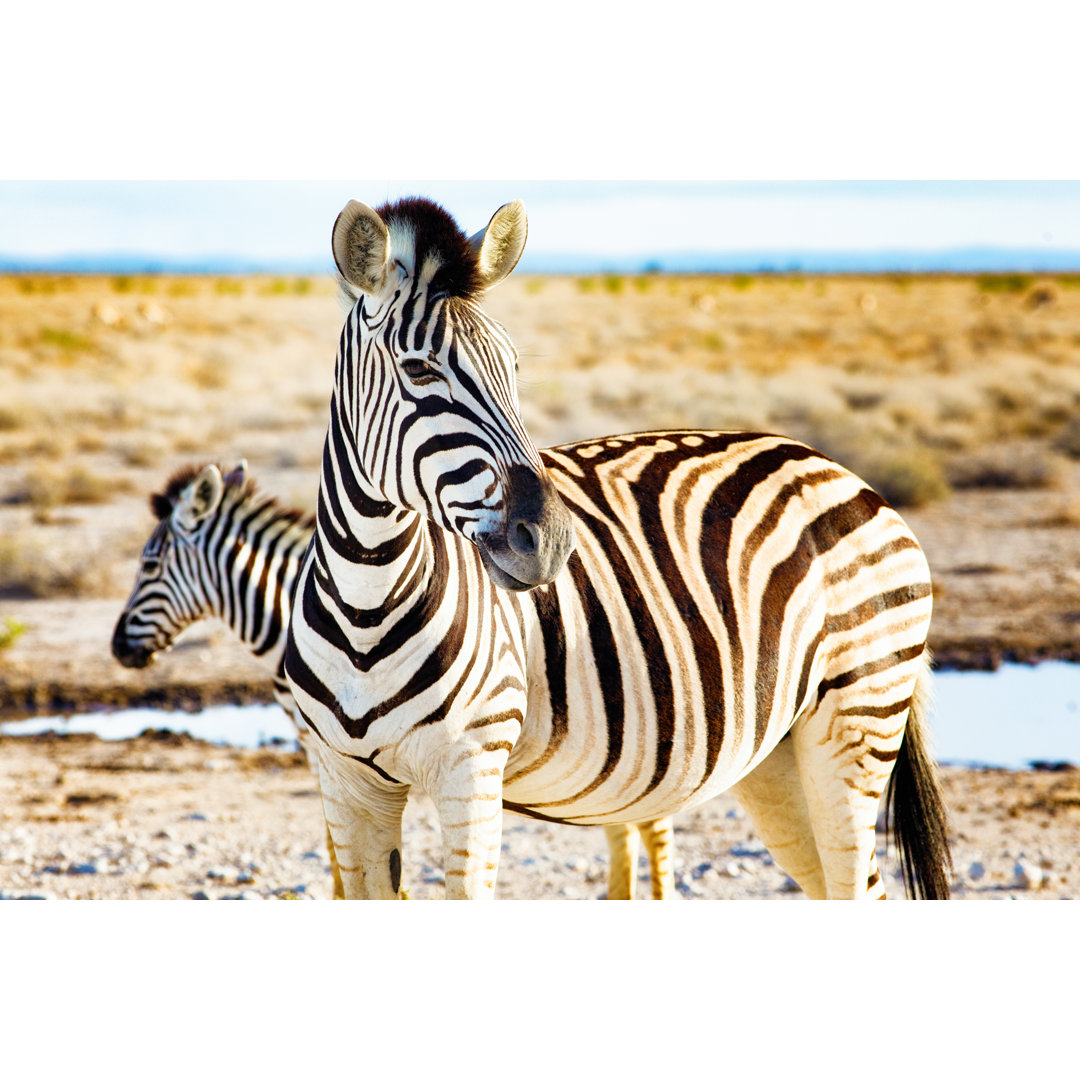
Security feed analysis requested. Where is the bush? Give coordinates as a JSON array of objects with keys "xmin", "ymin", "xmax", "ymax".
[
  {"xmin": 0, "ymin": 615, "xmax": 26, "ymax": 650},
  {"xmin": 1053, "ymin": 416, "xmax": 1080, "ymax": 460},
  {"xmin": 945, "ymin": 444, "xmax": 1069, "ymax": 491},
  {"xmin": 859, "ymin": 451, "xmax": 952, "ymax": 508},
  {"xmin": 0, "ymin": 533, "xmax": 116, "ymax": 598},
  {"xmin": 976, "ymin": 274, "xmax": 1033, "ymax": 294}
]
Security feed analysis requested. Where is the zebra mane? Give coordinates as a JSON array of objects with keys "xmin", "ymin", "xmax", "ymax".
[
  {"xmin": 378, "ymin": 196, "xmax": 485, "ymax": 300},
  {"xmin": 150, "ymin": 462, "xmax": 313, "ymax": 530}
]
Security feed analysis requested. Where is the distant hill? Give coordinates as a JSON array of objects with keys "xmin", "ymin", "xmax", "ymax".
[{"xmin": 2, "ymin": 247, "xmax": 1080, "ymax": 276}]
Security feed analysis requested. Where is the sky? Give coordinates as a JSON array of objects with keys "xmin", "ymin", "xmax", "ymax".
[{"xmin": 3, "ymin": 181, "xmax": 1080, "ymax": 270}]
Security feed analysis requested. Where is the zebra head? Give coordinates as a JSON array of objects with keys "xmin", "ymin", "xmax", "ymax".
[
  {"xmin": 330, "ymin": 196, "xmax": 574, "ymax": 591},
  {"xmin": 111, "ymin": 462, "xmax": 238, "ymax": 668}
]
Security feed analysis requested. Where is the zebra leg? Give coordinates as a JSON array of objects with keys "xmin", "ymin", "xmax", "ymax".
[
  {"xmin": 638, "ymin": 819, "xmax": 675, "ymax": 899},
  {"xmin": 731, "ymin": 734, "xmax": 827, "ymax": 899},
  {"xmin": 318, "ymin": 758, "xmax": 410, "ymax": 899},
  {"xmin": 604, "ymin": 823, "xmax": 640, "ymax": 900},
  {"xmin": 296, "ymin": 729, "xmax": 345, "ymax": 899},
  {"xmin": 430, "ymin": 747, "xmax": 514, "ymax": 900},
  {"xmin": 790, "ymin": 671, "xmax": 923, "ymax": 900}
]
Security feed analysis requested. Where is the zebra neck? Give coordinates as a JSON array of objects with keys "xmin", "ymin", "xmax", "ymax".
[
  {"xmin": 313, "ymin": 493, "xmax": 439, "ymax": 639},
  {"xmin": 206, "ymin": 493, "xmax": 313, "ymax": 653}
]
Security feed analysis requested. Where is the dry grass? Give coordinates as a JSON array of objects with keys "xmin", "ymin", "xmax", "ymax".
[
  {"xmin": 11, "ymin": 464, "xmax": 134, "ymax": 512},
  {"xmin": 0, "ymin": 531, "xmax": 117, "ymax": 599}
]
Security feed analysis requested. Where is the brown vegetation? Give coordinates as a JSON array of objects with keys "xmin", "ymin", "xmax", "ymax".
[{"xmin": 1, "ymin": 272, "xmax": 1080, "ymax": 713}]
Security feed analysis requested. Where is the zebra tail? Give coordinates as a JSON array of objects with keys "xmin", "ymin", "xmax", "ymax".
[{"xmin": 883, "ymin": 651, "xmax": 953, "ymax": 899}]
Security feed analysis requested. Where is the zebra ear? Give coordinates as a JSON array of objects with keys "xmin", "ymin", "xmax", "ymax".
[
  {"xmin": 332, "ymin": 200, "xmax": 391, "ymax": 293},
  {"xmin": 469, "ymin": 201, "xmax": 527, "ymax": 290},
  {"xmin": 174, "ymin": 464, "xmax": 224, "ymax": 531},
  {"xmin": 223, "ymin": 459, "xmax": 248, "ymax": 487}
]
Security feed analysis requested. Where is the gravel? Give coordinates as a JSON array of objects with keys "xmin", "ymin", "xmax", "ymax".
[{"xmin": 1, "ymin": 732, "xmax": 1077, "ymax": 900}]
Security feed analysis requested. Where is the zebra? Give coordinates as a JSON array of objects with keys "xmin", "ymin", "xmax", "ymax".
[
  {"xmin": 283, "ymin": 195, "xmax": 951, "ymax": 901},
  {"xmin": 109, "ymin": 460, "xmax": 346, "ymax": 897},
  {"xmin": 111, "ymin": 461, "xmax": 673, "ymax": 899}
]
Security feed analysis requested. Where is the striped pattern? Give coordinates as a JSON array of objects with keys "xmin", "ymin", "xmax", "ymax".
[
  {"xmin": 113, "ymin": 461, "xmax": 664, "ymax": 899},
  {"xmin": 109, "ymin": 463, "xmax": 345, "ymax": 895},
  {"xmin": 285, "ymin": 196, "xmax": 950, "ymax": 900}
]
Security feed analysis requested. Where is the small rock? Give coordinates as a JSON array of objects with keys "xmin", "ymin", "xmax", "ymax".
[
  {"xmin": 560, "ymin": 886, "xmax": 581, "ymax": 899},
  {"xmin": 968, "ymin": 861, "xmax": 986, "ymax": 882},
  {"xmin": 780, "ymin": 876, "xmax": 801, "ymax": 893},
  {"xmin": 565, "ymin": 856, "xmax": 588, "ymax": 873},
  {"xmin": 730, "ymin": 842, "xmax": 767, "ymax": 858},
  {"xmin": 67, "ymin": 863, "xmax": 98, "ymax": 876},
  {"xmin": 725, "ymin": 808, "xmax": 745, "ymax": 820},
  {"xmin": 237, "ymin": 872, "xmax": 256, "ymax": 885},
  {"xmin": 182, "ymin": 813, "xmax": 207, "ymax": 822},
  {"xmin": 205, "ymin": 867, "xmax": 229, "ymax": 880},
  {"xmin": 719, "ymin": 862, "xmax": 742, "ymax": 878},
  {"xmin": 191, "ymin": 890, "xmax": 213, "ymax": 900},
  {"xmin": 1014, "ymin": 860, "xmax": 1044, "ymax": 890}
]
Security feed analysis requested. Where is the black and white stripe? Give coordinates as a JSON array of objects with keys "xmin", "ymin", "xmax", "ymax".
[
  {"xmin": 113, "ymin": 458, "xmax": 669, "ymax": 899},
  {"xmin": 285, "ymin": 196, "xmax": 950, "ymax": 900}
]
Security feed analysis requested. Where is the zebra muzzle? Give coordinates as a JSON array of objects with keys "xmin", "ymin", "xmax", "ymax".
[
  {"xmin": 111, "ymin": 617, "xmax": 158, "ymax": 669},
  {"xmin": 475, "ymin": 464, "xmax": 575, "ymax": 591}
]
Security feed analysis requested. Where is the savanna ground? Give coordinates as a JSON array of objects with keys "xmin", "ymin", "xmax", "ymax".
[{"xmin": 2, "ymin": 270, "xmax": 1079, "ymax": 898}]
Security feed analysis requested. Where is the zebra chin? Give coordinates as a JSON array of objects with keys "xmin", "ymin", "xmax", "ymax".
[
  {"xmin": 475, "ymin": 540, "xmax": 570, "ymax": 591},
  {"xmin": 111, "ymin": 621, "xmax": 159, "ymax": 669}
]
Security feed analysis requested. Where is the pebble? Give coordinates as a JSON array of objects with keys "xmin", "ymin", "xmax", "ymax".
[
  {"xmin": 968, "ymin": 861, "xmax": 986, "ymax": 882},
  {"xmin": 67, "ymin": 863, "xmax": 98, "ymax": 876},
  {"xmin": 565, "ymin": 856, "xmax": 588, "ymax": 873},
  {"xmin": 1014, "ymin": 860, "xmax": 1044, "ymax": 890},
  {"xmin": 730, "ymin": 842, "xmax": 768, "ymax": 858}
]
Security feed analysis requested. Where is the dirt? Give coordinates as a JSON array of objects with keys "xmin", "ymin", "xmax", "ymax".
[{"xmin": 1, "ymin": 731, "xmax": 1076, "ymax": 900}]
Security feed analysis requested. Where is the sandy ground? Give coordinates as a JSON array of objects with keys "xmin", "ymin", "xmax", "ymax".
[
  {"xmin": 2, "ymin": 271, "xmax": 1080, "ymax": 899},
  {"xmin": 0, "ymin": 732, "xmax": 1076, "ymax": 901}
]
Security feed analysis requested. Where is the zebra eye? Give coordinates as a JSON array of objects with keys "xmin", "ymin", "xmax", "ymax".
[
  {"xmin": 142, "ymin": 557, "xmax": 161, "ymax": 575},
  {"xmin": 400, "ymin": 357, "xmax": 442, "ymax": 386}
]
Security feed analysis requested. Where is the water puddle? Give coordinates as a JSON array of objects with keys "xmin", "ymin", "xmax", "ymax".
[{"xmin": 2, "ymin": 663, "xmax": 1078, "ymax": 770}]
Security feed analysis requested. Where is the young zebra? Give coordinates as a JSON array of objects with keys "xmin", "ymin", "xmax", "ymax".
[
  {"xmin": 284, "ymin": 195, "xmax": 950, "ymax": 900},
  {"xmin": 111, "ymin": 462, "xmax": 673, "ymax": 899},
  {"xmin": 109, "ymin": 461, "xmax": 348, "ymax": 896}
]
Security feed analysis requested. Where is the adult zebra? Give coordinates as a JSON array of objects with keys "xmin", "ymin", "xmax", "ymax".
[
  {"xmin": 111, "ymin": 461, "xmax": 674, "ymax": 899},
  {"xmin": 284, "ymin": 195, "xmax": 950, "ymax": 900}
]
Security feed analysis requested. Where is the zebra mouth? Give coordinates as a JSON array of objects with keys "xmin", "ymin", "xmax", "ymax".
[
  {"xmin": 113, "ymin": 644, "xmax": 157, "ymax": 669},
  {"xmin": 475, "ymin": 543, "xmax": 536, "ymax": 592}
]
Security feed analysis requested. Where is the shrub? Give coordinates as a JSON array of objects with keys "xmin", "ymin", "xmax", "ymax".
[
  {"xmin": 15, "ymin": 464, "xmax": 126, "ymax": 510},
  {"xmin": 1053, "ymin": 416, "xmax": 1080, "ymax": 460},
  {"xmin": 0, "ymin": 533, "xmax": 116, "ymax": 598},
  {"xmin": 0, "ymin": 615, "xmax": 26, "ymax": 650},
  {"xmin": 40, "ymin": 327, "xmax": 94, "ymax": 352},
  {"xmin": 858, "ymin": 451, "xmax": 952, "ymax": 508},
  {"xmin": 976, "ymin": 273, "xmax": 1032, "ymax": 294},
  {"xmin": 945, "ymin": 444, "xmax": 1069, "ymax": 491}
]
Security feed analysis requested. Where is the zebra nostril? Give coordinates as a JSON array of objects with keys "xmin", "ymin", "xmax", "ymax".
[{"xmin": 511, "ymin": 520, "xmax": 539, "ymax": 557}]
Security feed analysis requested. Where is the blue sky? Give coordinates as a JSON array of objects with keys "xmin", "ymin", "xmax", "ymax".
[{"xmin": 3, "ymin": 181, "xmax": 1080, "ymax": 269}]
